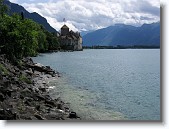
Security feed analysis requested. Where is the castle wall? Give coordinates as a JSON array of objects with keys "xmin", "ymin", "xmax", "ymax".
[
  {"xmin": 77, "ymin": 37, "xmax": 82, "ymax": 50},
  {"xmin": 60, "ymin": 25, "xmax": 83, "ymax": 51},
  {"xmin": 61, "ymin": 28, "xmax": 69, "ymax": 36}
]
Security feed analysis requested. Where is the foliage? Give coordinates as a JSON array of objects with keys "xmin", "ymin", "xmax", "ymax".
[
  {"xmin": 0, "ymin": 0, "xmax": 60, "ymax": 62},
  {"xmin": 0, "ymin": 63, "xmax": 8, "ymax": 75},
  {"xmin": 0, "ymin": 0, "xmax": 8, "ymax": 17},
  {"xmin": 45, "ymin": 31, "xmax": 60, "ymax": 50},
  {"xmin": 19, "ymin": 74, "xmax": 32, "ymax": 84},
  {"xmin": 0, "ymin": 14, "xmax": 37, "ymax": 60}
]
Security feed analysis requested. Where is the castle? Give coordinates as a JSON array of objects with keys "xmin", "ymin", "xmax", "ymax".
[{"xmin": 59, "ymin": 24, "xmax": 83, "ymax": 51}]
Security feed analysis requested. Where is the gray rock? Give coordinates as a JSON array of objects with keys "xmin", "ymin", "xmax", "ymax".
[
  {"xmin": 34, "ymin": 114, "xmax": 45, "ymax": 120},
  {"xmin": 20, "ymin": 88, "xmax": 32, "ymax": 97},
  {"xmin": 0, "ymin": 93, "xmax": 5, "ymax": 102},
  {"xmin": 69, "ymin": 112, "xmax": 77, "ymax": 118}
]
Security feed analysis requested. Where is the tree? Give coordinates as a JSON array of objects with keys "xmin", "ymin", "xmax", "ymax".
[
  {"xmin": 0, "ymin": 14, "xmax": 39, "ymax": 60},
  {"xmin": 0, "ymin": 9, "xmax": 60, "ymax": 62},
  {"xmin": 0, "ymin": 0, "xmax": 8, "ymax": 17},
  {"xmin": 45, "ymin": 31, "xmax": 60, "ymax": 50}
]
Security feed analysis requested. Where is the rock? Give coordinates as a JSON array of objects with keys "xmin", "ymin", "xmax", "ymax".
[
  {"xmin": 20, "ymin": 88, "xmax": 32, "ymax": 97},
  {"xmin": 22, "ymin": 57, "xmax": 34, "ymax": 66},
  {"xmin": 14, "ymin": 67, "xmax": 20, "ymax": 73},
  {"xmin": 30, "ymin": 64, "xmax": 56, "ymax": 76},
  {"xmin": 52, "ymin": 74, "xmax": 56, "ymax": 77},
  {"xmin": 9, "ymin": 68, "xmax": 15, "ymax": 74},
  {"xmin": 64, "ymin": 107, "xmax": 70, "ymax": 112},
  {"xmin": 12, "ymin": 96, "xmax": 17, "ymax": 99},
  {"xmin": 24, "ymin": 97, "xmax": 33, "ymax": 102},
  {"xmin": 34, "ymin": 114, "xmax": 45, "ymax": 120},
  {"xmin": 25, "ymin": 69, "xmax": 33, "ymax": 76},
  {"xmin": 44, "ymin": 114, "xmax": 62, "ymax": 120},
  {"xmin": 36, "ymin": 94, "xmax": 45, "ymax": 101},
  {"xmin": 39, "ymin": 87, "xmax": 46, "ymax": 92},
  {"xmin": 0, "ymin": 93, "xmax": 5, "ymax": 102},
  {"xmin": 36, "ymin": 105, "xmax": 40, "ymax": 111},
  {"xmin": 0, "ymin": 108, "xmax": 17, "ymax": 120},
  {"xmin": 24, "ymin": 100, "xmax": 31, "ymax": 106},
  {"xmin": 57, "ymin": 103, "xmax": 62, "ymax": 110},
  {"xmin": 11, "ymin": 77, "xmax": 18, "ymax": 82},
  {"xmin": 1, "ymin": 88, "xmax": 13, "ymax": 97},
  {"xmin": 3, "ymin": 78, "xmax": 10, "ymax": 86},
  {"xmin": 45, "ymin": 100, "xmax": 56, "ymax": 107},
  {"xmin": 0, "ymin": 55, "xmax": 80, "ymax": 120},
  {"xmin": 6, "ymin": 108, "xmax": 13, "ymax": 115},
  {"xmin": 44, "ymin": 95, "xmax": 51, "ymax": 100},
  {"xmin": 69, "ymin": 112, "xmax": 77, "ymax": 118},
  {"xmin": 19, "ymin": 114, "xmax": 32, "ymax": 120},
  {"xmin": 45, "ymin": 104, "xmax": 53, "ymax": 108},
  {"xmin": 44, "ymin": 109, "xmax": 64, "ymax": 120},
  {"xmin": 6, "ymin": 91, "xmax": 11, "ymax": 97},
  {"xmin": 0, "ymin": 108, "xmax": 5, "ymax": 114},
  {"xmin": 46, "ymin": 66, "xmax": 51, "ymax": 69},
  {"xmin": 28, "ymin": 68, "xmax": 33, "ymax": 73}
]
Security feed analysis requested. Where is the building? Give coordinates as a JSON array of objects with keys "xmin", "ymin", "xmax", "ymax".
[{"xmin": 59, "ymin": 24, "xmax": 83, "ymax": 51}]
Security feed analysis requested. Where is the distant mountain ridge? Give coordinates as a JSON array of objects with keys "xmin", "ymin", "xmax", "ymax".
[
  {"xmin": 4, "ymin": 0, "xmax": 57, "ymax": 32},
  {"xmin": 83, "ymin": 22, "xmax": 160, "ymax": 47},
  {"xmin": 80, "ymin": 30, "xmax": 94, "ymax": 37}
]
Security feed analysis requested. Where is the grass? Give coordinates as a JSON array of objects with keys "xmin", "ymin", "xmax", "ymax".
[
  {"xmin": 19, "ymin": 74, "xmax": 32, "ymax": 84},
  {"xmin": 17, "ymin": 60, "xmax": 24, "ymax": 67},
  {"xmin": 0, "ymin": 63, "xmax": 9, "ymax": 75}
]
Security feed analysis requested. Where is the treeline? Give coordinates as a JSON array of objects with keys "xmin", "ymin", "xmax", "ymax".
[
  {"xmin": 83, "ymin": 45, "xmax": 160, "ymax": 49},
  {"xmin": 0, "ymin": 0, "xmax": 60, "ymax": 62}
]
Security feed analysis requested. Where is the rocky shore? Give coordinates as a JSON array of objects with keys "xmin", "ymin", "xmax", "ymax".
[{"xmin": 0, "ymin": 54, "xmax": 80, "ymax": 120}]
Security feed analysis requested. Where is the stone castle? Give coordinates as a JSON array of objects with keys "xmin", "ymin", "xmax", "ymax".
[{"xmin": 59, "ymin": 24, "xmax": 83, "ymax": 51}]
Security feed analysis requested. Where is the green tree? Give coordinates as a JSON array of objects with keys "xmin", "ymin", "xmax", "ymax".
[
  {"xmin": 0, "ymin": 0, "xmax": 8, "ymax": 17},
  {"xmin": 37, "ymin": 30, "xmax": 48, "ymax": 52},
  {"xmin": 45, "ymin": 31, "xmax": 60, "ymax": 50},
  {"xmin": 0, "ymin": 14, "xmax": 39, "ymax": 60},
  {"xmin": 0, "ymin": 9, "xmax": 60, "ymax": 62}
]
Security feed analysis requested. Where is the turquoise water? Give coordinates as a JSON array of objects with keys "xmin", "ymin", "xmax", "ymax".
[{"xmin": 33, "ymin": 49, "xmax": 160, "ymax": 120}]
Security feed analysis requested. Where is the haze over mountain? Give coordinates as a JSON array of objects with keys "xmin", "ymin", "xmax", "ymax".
[
  {"xmin": 83, "ymin": 22, "xmax": 160, "ymax": 47},
  {"xmin": 4, "ymin": 0, "xmax": 57, "ymax": 32}
]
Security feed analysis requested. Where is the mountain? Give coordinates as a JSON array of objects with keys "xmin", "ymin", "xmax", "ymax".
[
  {"xmin": 80, "ymin": 30, "xmax": 94, "ymax": 37},
  {"xmin": 4, "ymin": 0, "xmax": 57, "ymax": 32},
  {"xmin": 83, "ymin": 22, "xmax": 160, "ymax": 47}
]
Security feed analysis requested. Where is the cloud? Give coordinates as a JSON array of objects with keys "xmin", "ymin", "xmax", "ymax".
[
  {"xmin": 9, "ymin": 0, "xmax": 49, "ymax": 4},
  {"xmin": 9, "ymin": 0, "xmax": 18, "ymax": 3},
  {"xmin": 12, "ymin": 0, "xmax": 160, "ymax": 32}
]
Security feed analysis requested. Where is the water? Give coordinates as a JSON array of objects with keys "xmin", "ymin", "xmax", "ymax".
[{"xmin": 32, "ymin": 49, "xmax": 160, "ymax": 120}]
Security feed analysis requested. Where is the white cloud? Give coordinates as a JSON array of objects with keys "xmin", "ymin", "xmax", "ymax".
[
  {"xmin": 14, "ymin": 0, "xmax": 160, "ymax": 31},
  {"xmin": 9, "ymin": 0, "xmax": 18, "ymax": 3}
]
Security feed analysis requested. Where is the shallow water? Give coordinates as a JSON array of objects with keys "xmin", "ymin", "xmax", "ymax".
[{"xmin": 33, "ymin": 49, "xmax": 160, "ymax": 120}]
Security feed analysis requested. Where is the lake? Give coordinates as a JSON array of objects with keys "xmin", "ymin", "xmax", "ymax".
[{"xmin": 32, "ymin": 49, "xmax": 160, "ymax": 120}]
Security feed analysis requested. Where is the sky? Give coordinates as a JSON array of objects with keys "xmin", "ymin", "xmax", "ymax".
[{"xmin": 9, "ymin": 0, "xmax": 160, "ymax": 32}]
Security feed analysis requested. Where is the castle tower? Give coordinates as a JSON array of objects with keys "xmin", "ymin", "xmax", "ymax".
[{"xmin": 61, "ymin": 24, "xmax": 69, "ymax": 36}]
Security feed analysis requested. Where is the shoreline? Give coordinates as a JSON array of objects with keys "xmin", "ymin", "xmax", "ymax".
[{"xmin": 0, "ymin": 54, "xmax": 80, "ymax": 120}]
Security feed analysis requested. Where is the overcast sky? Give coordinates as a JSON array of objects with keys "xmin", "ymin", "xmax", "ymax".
[{"xmin": 9, "ymin": 0, "xmax": 160, "ymax": 32}]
